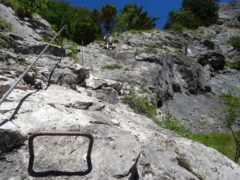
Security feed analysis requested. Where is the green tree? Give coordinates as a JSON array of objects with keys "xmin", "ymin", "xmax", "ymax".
[
  {"xmin": 71, "ymin": 8, "xmax": 101, "ymax": 44},
  {"xmin": 165, "ymin": 0, "xmax": 220, "ymax": 30},
  {"xmin": 165, "ymin": 10, "xmax": 202, "ymax": 31},
  {"xmin": 38, "ymin": 1, "xmax": 101, "ymax": 45},
  {"xmin": 182, "ymin": 0, "xmax": 219, "ymax": 26},
  {"xmin": 91, "ymin": 8, "xmax": 101, "ymax": 24},
  {"xmin": 18, "ymin": 0, "xmax": 47, "ymax": 13},
  {"xmin": 228, "ymin": 36, "xmax": 240, "ymax": 51},
  {"xmin": 114, "ymin": 4, "xmax": 158, "ymax": 32},
  {"xmin": 101, "ymin": 4, "xmax": 117, "ymax": 32}
]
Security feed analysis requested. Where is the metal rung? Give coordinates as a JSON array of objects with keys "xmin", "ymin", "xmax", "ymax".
[{"xmin": 28, "ymin": 131, "xmax": 94, "ymax": 160}]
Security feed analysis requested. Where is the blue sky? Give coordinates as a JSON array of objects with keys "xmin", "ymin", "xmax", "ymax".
[{"xmin": 62, "ymin": 0, "xmax": 230, "ymax": 29}]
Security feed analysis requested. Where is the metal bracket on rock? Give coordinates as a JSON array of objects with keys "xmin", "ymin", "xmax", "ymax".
[{"xmin": 28, "ymin": 132, "xmax": 94, "ymax": 159}]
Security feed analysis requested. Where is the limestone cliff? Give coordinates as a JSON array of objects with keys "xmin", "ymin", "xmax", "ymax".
[{"xmin": 0, "ymin": 2, "xmax": 240, "ymax": 180}]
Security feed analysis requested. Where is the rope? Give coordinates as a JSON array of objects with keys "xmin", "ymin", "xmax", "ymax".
[{"xmin": 0, "ymin": 25, "xmax": 67, "ymax": 106}]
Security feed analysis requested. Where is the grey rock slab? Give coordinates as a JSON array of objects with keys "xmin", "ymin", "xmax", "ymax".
[
  {"xmin": 0, "ymin": 4, "xmax": 240, "ymax": 179},
  {"xmin": 0, "ymin": 85, "xmax": 240, "ymax": 179},
  {"xmin": 0, "ymin": 4, "xmax": 42, "ymax": 42},
  {"xmin": 23, "ymin": 72, "xmax": 36, "ymax": 86},
  {"xmin": 219, "ymin": 3, "xmax": 240, "ymax": 21},
  {"xmin": 198, "ymin": 52, "xmax": 225, "ymax": 71},
  {"xmin": 85, "ymin": 75, "xmax": 122, "ymax": 93},
  {"xmin": 210, "ymin": 71, "xmax": 240, "ymax": 97},
  {"xmin": 96, "ymin": 87, "xmax": 119, "ymax": 104},
  {"xmin": 166, "ymin": 93, "xmax": 227, "ymax": 133}
]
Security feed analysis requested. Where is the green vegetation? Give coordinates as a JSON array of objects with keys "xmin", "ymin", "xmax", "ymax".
[
  {"xmin": 177, "ymin": 153, "xmax": 205, "ymax": 180},
  {"xmin": 226, "ymin": 61, "xmax": 240, "ymax": 70},
  {"xmin": 161, "ymin": 113, "xmax": 190, "ymax": 137},
  {"xmin": 18, "ymin": 58, "xmax": 28, "ymax": 66},
  {"xmin": 1, "ymin": 0, "xmax": 47, "ymax": 18},
  {"xmin": 219, "ymin": 94, "xmax": 240, "ymax": 162},
  {"xmin": 220, "ymin": 94, "xmax": 240, "ymax": 118},
  {"xmin": 122, "ymin": 87, "xmax": 240, "ymax": 163},
  {"xmin": 16, "ymin": 0, "xmax": 47, "ymax": 13},
  {"xmin": 123, "ymin": 88, "xmax": 157, "ymax": 119},
  {"xmin": 228, "ymin": 36, "xmax": 240, "ymax": 51},
  {"xmin": 190, "ymin": 133, "xmax": 237, "ymax": 160},
  {"xmin": 0, "ymin": 38, "xmax": 7, "ymax": 48},
  {"xmin": 128, "ymin": 28, "xmax": 156, "ymax": 34},
  {"xmin": 31, "ymin": 64, "xmax": 38, "ymax": 74},
  {"xmin": 134, "ymin": 45, "xmax": 170, "ymax": 56},
  {"xmin": 38, "ymin": 1, "xmax": 101, "ymax": 45},
  {"xmin": 165, "ymin": 0, "xmax": 219, "ymax": 31},
  {"xmin": 0, "ymin": 34, "xmax": 9, "ymax": 48},
  {"xmin": 101, "ymin": 4, "xmax": 117, "ymax": 32},
  {"xmin": 113, "ymin": 4, "xmax": 158, "ymax": 32},
  {"xmin": 94, "ymin": 38, "xmax": 104, "ymax": 44},
  {"xmin": 165, "ymin": 10, "xmax": 201, "ymax": 31},
  {"xmin": 226, "ymin": 20, "xmax": 240, "ymax": 29},
  {"xmin": 1, "ymin": 1, "xmax": 158, "ymax": 44},
  {"xmin": 144, "ymin": 46, "xmax": 158, "ymax": 54},
  {"xmin": 102, "ymin": 64, "xmax": 123, "ymax": 70},
  {"xmin": 161, "ymin": 113, "xmax": 239, "ymax": 162},
  {"xmin": 134, "ymin": 49, "xmax": 141, "ymax": 56},
  {"xmin": 43, "ymin": 35, "xmax": 61, "ymax": 46},
  {"xmin": 0, "ymin": 19, "xmax": 11, "ymax": 31},
  {"xmin": 70, "ymin": 45, "xmax": 79, "ymax": 63}
]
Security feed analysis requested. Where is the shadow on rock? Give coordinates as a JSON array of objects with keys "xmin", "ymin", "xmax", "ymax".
[
  {"xmin": 28, "ymin": 157, "xmax": 92, "ymax": 177},
  {"xmin": 0, "ymin": 90, "xmax": 39, "ymax": 127}
]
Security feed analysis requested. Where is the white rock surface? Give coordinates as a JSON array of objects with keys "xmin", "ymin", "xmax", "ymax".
[
  {"xmin": 1, "ymin": 85, "xmax": 240, "ymax": 179},
  {"xmin": 1, "ymin": 2, "xmax": 240, "ymax": 179}
]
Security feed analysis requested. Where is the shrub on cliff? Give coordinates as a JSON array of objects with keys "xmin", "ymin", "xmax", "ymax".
[
  {"xmin": 113, "ymin": 4, "xmax": 158, "ymax": 32},
  {"xmin": 0, "ymin": 19, "xmax": 11, "ymax": 31},
  {"xmin": 220, "ymin": 94, "xmax": 240, "ymax": 163},
  {"xmin": 229, "ymin": 36, "xmax": 240, "ymax": 51},
  {"xmin": 165, "ymin": 0, "xmax": 219, "ymax": 30}
]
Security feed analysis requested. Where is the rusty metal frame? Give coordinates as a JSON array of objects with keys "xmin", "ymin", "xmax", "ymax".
[{"xmin": 28, "ymin": 132, "xmax": 94, "ymax": 160}]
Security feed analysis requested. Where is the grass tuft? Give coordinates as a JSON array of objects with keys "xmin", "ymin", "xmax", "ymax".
[
  {"xmin": 123, "ymin": 88, "xmax": 157, "ymax": 119},
  {"xmin": 0, "ymin": 19, "xmax": 11, "ymax": 31},
  {"xmin": 226, "ymin": 61, "xmax": 240, "ymax": 70},
  {"xmin": 161, "ymin": 112, "xmax": 240, "ymax": 163},
  {"xmin": 70, "ymin": 44, "xmax": 79, "ymax": 63},
  {"xmin": 229, "ymin": 36, "xmax": 240, "ymax": 51}
]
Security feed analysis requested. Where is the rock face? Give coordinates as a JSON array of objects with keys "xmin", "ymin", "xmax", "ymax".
[
  {"xmin": 1, "ymin": 2, "xmax": 240, "ymax": 180},
  {"xmin": 1, "ymin": 85, "xmax": 240, "ymax": 180},
  {"xmin": 198, "ymin": 52, "xmax": 225, "ymax": 71}
]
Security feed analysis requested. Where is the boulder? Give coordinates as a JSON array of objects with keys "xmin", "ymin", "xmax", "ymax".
[
  {"xmin": 34, "ymin": 79, "xmax": 43, "ymax": 89},
  {"xmin": 96, "ymin": 87, "xmax": 119, "ymax": 104},
  {"xmin": 0, "ymin": 129, "xmax": 26, "ymax": 155},
  {"xmin": 198, "ymin": 52, "xmax": 225, "ymax": 71},
  {"xmin": 23, "ymin": 72, "xmax": 36, "ymax": 86},
  {"xmin": 85, "ymin": 75, "xmax": 122, "ymax": 93},
  {"xmin": 0, "ymin": 84, "xmax": 10, "ymax": 97},
  {"xmin": 42, "ymin": 63, "xmax": 90, "ymax": 89}
]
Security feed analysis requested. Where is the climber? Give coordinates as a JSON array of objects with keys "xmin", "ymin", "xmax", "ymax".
[
  {"xmin": 104, "ymin": 34, "xmax": 110, "ymax": 49},
  {"xmin": 103, "ymin": 34, "xmax": 115, "ymax": 50}
]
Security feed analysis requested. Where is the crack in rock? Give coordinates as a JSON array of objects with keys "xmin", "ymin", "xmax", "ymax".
[
  {"xmin": 114, "ymin": 153, "xmax": 141, "ymax": 180},
  {"xmin": 89, "ymin": 121, "xmax": 120, "ymax": 127},
  {"xmin": 176, "ymin": 153, "xmax": 205, "ymax": 180},
  {"xmin": 65, "ymin": 101, "xmax": 93, "ymax": 110}
]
